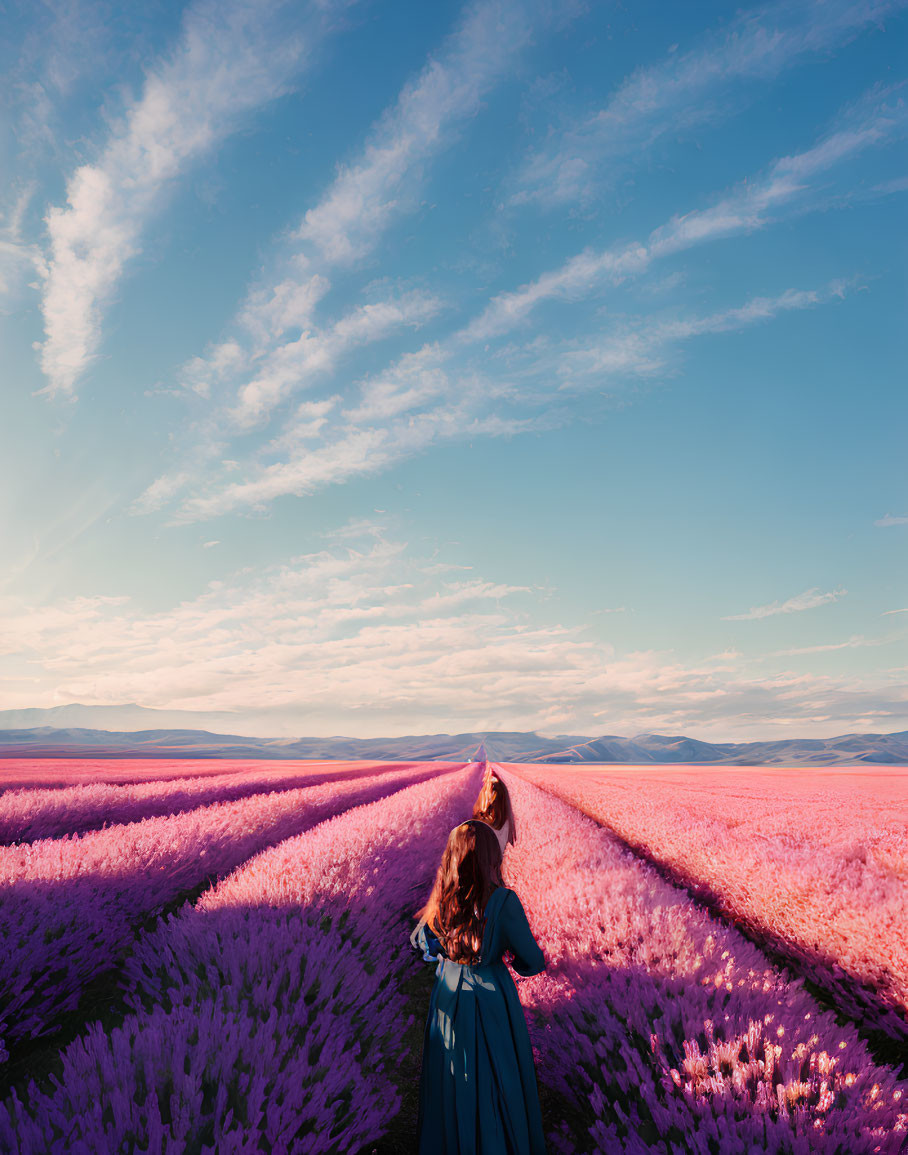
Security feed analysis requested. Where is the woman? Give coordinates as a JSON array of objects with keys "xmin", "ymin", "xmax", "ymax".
[
  {"xmin": 414, "ymin": 819, "xmax": 546, "ymax": 1154},
  {"xmin": 409, "ymin": 770, "xmax": 516, "ymax": 950},
  {"xmin": 472, "ymin": 768, "xmax": 517, "ymax": 855}
]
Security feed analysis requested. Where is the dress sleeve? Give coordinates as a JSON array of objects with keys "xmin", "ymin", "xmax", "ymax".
[
  {"xmin": 500, "ymin": 890, "xmax": 546, "ymax": 976},
  {"xmin": 415, "ymin": 919, "xmax": 443, "ymax": 963}
]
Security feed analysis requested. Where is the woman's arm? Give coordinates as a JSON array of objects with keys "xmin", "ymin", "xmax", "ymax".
[
  {"xmin": 409, "ymin": 915, "xmax": 428, "ymax": 949},
  {"xmin": 414, "ymin": 919, "xmax": 443, "ymax": 962},
  {"xmin": 500, "ymin": 890, "xmax": 546, "ymax": 976}
]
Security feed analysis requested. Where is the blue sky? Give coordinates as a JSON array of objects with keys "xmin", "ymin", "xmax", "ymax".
[{"xmin": 0, "ymin": 0, "xmax": 905, "ymax": 739}]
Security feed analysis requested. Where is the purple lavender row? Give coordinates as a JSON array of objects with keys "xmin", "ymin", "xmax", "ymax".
[
  {"xmin": 516, "ymin": 764, "xmax": 908, "ymax": 1045},
  {"xmin": 0, "ymin": 765, "xmax": 485, "ymax": 1154},
  {"xmin": 498, "ymin": 769, "xmax": 908, "ymax": 1154},
  {"xmin": 0, "ymin": 759, "xmax": 439, "ymax": 844},
  {"xmin": 0, "ymin": 761, "xmax": 445, "ymax": 1050}
]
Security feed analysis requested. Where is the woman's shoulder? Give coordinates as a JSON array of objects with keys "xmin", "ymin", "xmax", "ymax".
[{"xmin": 491, "ymin": 885, "xmax": 517, "ymax": 906}]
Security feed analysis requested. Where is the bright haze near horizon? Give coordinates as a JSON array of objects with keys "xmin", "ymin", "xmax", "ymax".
[{"xmin": 0, "ymin": 0, "xmax": 906, "ymax": 741}]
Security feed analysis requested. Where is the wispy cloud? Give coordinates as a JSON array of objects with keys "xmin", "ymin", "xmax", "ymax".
[
  {"xmin": 229, "ymin": 290, "xmax": 443, "ymax": 430},
  {"xmin": 510, "ymin": 0, "xmax": 908, "ymax": 208},
  {"xmin": 770, "ymin": 633, "xmax": 903, "ymax": 656},
  {"xmin": 0, "ymin": 185, "xmax": 45, "ymax": 302},
  {"xmin": 1, "ymin": 528, "xmax": 904, "ymax": 737},
  {"xmin": 296, "ymin": 0, "xmax": 543, "ymax": 265},
  {"xmin": 173, "ymin": 404, "xmax": 546, "ymax": 522},
  {"xmin": 338, "ymin": 284, "xmax": 838, "ymax": 437},
  {"xmin": 134, "ymin": 0, "xmax": 549, "ymax": 512},
  {"xmin": 555, "ymin": 283, "xmax": 847, "ymax": 387},
  {"xmin": 150, "ymin": 279, "xmax": 845, "ymax": 523},
  {"xmin": 883, "ymin": 607, "xmax": 908, "ymax": 615},
  {"xmin": 470, "ymin": 85, "xmax": 906, "ymax": 340},
  {"xmin": 37, "ymin": 0, "xmax": 342, "ymax": 397},
  {"xmin": 724, "ymin": 586, "xmax": 848, "ymax": 621},
  {"xmin": 135, "ymin": 77, "xmax": 903, "ymax": 526},
  {"xmin": 875, "ymin": 512, "xmax": 908, "ymax": 526},
  {"xmin": 180, "ymin": 0, "xmax": 548, "ymax": 402}
]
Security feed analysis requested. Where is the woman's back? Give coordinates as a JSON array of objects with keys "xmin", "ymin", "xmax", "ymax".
[
  {"xmin": 425, "ymin": 886, "xmax": 543, "ymax": 974},
  {"xmin": 418, "ymin": 884, "xmax": 546, "ymax": 1154}
]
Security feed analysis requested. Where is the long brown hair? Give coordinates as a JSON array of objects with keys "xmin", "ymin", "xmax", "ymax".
[
  {"xmin": 419, "ymin": 820, "xmax": 503, "ymax": 964},
  {"xmin": 472, "ymin": 770, "xmax": 517, "ymax": 845}
]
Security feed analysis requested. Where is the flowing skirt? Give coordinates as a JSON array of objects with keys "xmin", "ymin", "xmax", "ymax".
[{"xmin": 417, "ymin": 957, "xmax": 546, "ymax": 1155}]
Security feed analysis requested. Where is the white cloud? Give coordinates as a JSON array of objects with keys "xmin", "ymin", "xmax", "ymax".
[
  {"xmin": 723, "ymin": 586, "xmax": 848, "ymax": 621},
  {"xmin": 132, "ymin": 70, "xmax": 904, "ymax": 526},
  {"xmin": 511, "ymin": 0, "xmax": 908, "ymax": 208},
  {"xmin": 37, "ymin": 0, "xmax": 338, "ymax": 397},
  {"xmin": 770, "ymin": 633, "xmax": 903, "ymax": 656},
  {"xmin": 132, "ymin": 289, "xmax": 442, "ymax": 515},
  {"xmin": 150, "ymin": 278, "xmax": 845, "ymax": 523},
  {"xmin": 554, "ymin": 282, "xmax": 848, "ymax": 387},
  {"xmin": 1, "ymin": 531, "xmax": 904, "ymax": 737},
  {"xmin": 229, "ymin": 291, "xmax": 443, "ymax": 430},
  {"xmin": 883, "ymin": 607, "xmax": 908, "ymax": 615},
  {"xmin": 875, "ymin": 512, "xmax": 908, "ymax": 526},
  {"xmin": 171, "ymin": 400, "xmax": 548, "ymax": 523},
  {"xmin": 471, "ymin": 87, "xmax": 905, "ymax": 340},
  {"xmin": 134, "ymin": 0, "xmax": 547, "ymax": 513},
  {"xmin": 296, "ymin": 0, "xmax": 540, "ymax": 265},
  {"xmin": 342, "ymin": 343, "xmax": 451, "ymax": 423}
]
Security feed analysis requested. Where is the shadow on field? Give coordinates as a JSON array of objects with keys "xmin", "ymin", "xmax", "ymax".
[{"xmin": 563, "ymin": 801, "xmax": 908, "ymax": 1081}]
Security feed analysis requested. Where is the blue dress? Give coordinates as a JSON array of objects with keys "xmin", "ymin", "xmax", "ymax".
[{"xmin": 415, "ymin": 886, "xmax": 547, "ymax": 1154}]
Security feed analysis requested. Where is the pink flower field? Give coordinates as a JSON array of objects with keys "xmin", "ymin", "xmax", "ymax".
[{"xmin": 1, "ymin": 756, "xmax": 906, "ymax": 1153}]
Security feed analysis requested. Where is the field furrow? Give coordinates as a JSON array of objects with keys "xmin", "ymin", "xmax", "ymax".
[
  {"xmin": 0, "ymin": 761, "xmax": 446, "ymax": 1052},
  {"xmin": 509, "ymin": 763, "xmax": 908, "ymax": 1052},
  {"xmin": 0, "ymin": 765, "xmax": 484, "ymax": 1154},
  {"xmin": 496, "ymin": 768, "xmax": 908, "ymax": 1154}
]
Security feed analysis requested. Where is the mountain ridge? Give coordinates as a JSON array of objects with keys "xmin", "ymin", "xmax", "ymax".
[{"xmin": 0, "ymin": 722, "xmax": 906, "ymax": 765}]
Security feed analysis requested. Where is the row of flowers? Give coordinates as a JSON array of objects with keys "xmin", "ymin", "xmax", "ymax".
[
  {"xmin": 0, "ymin": 760, "xmax": 446, "ymax": 1049},
  {"xmin": 512, "ymin": 764, "xmax": 908, "ymax": 1045},
  {"xmin": 0, "ymin": 764, "xmax": 484, "ymax": 1153},
  {"xmin": 0, "ymin": 758, "xmax": 441, "ymax": 844},
  {"xmin": 497, "ymin": 769, "xmax": 908, "ymax": 1153}
]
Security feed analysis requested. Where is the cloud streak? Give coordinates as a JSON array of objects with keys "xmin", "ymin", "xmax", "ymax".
[
  {"xmin": 296, "ymin": 0, "xmax": 543, "ymax": 266},
  {"xmin": 723, "ymin": 586, "xmax": 848, "ymax": 621},
  {"xmin": 152, "ymin": 279, "xmax": 846, "ymax": 523},
  {"xmin": 176, "ymin": 0, "xmax": 547, "ymax": 407},
  {"xmin": 1, "ymin": 526, "xmax": 905, "ymax": 738},
  {"xmin": 554, "ymin": 283, "xmax": 848, "ymax": 387},
  {"xmin": 37, "ymin": 0, "xmax": 340, "ymax": 397},
  {"xmin": 134, "ymin": 0, "xmax": 549, "ymax": 512},
  {"xmin": 134, "ymin": 63, "xmax": 904, "ymax": 527},
  {"xmin": 470, "ymin": 85, "xmax": 906, "ymax": 341},
  {"xmin": 510, "ymin": 0, "xmax": 908, "ymax": 208},
  {"xmin": 770, "ymin": 633, "xmax": 904, "ymax": 656}
]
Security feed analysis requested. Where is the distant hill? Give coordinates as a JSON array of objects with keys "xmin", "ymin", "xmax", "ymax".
[{"xmin": 0, "ymin": 721, "xmax": 905, "ymax": 764}]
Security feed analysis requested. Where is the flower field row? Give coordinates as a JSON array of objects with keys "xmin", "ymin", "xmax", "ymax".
[
  {"xmin": 496, "ymin": 768, "xmax": 908, "ymax": 1153},
  {"xmin": 509, "ymin": 763, "xmax": 908, "ymax": 1047},
  {"xmin": 0, "ymin": 757, "xmax": 355, "ymax": 792},
  {"xmin": 0, "ymin": 760, "xmax": 447, "ymax": 1050},
  {"xmin": 0, "ymin": 764, "xmax": 486, "ymax": 1154},
  {"xmin": 0, "ymin": 759, "xmax": 444, "ymax": 843}
]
